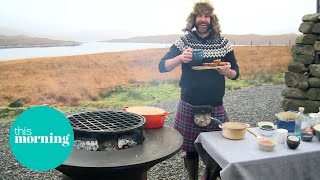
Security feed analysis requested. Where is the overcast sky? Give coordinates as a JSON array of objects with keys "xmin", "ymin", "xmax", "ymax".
[{"xmin": 0, "ymin": 0, "xmax": 316, "ymax": 41}]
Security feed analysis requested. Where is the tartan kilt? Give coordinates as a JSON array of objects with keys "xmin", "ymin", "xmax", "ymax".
[{"xmin": 174, "ymin": 100, "xmax": 229, "ymax": 152}]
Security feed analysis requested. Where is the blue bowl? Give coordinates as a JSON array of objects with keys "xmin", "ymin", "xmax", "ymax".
[
  {"xmin": 275, "ymin": 112, "xmax": 296, "ymax": 132},
  {"xmin": 276, "ymin": 118, "xmax": 295, "ymax": 132}
]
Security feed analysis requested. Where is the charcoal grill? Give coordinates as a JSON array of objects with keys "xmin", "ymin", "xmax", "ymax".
[
  {"xmin": 69, "ymin": 111, "xmax": 145, "ymax": 145},
  {"xmin": 56, "ymin": 110, "xmax": 183, "ymax": 180}
]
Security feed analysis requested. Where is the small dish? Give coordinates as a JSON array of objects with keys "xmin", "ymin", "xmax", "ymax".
[
  {"xmin": 259, "ymin": 127, "xmax": 274, "ymax": 136},
  {"xmin": 301, "ymin": 133, "xmax": 313, "ymax": 142},
  {"xmin": 257, "ymin": 137, "xmax": 277, "ymax": 152},
  {"xmin": 257, "ymin": 121, "xmax": 275, "ymax": 129},
  {"xmin": 257, "ymin": 122, "xmax": 275, "ymax": 136},
  {"xmin": 286, "ymin": 135, "xmax": 300, "ymax": 149}
]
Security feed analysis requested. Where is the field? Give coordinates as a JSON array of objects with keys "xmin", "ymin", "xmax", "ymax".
[{"xmin": 0, "ymin": 46, "xmax": 291, "ymax": 107}]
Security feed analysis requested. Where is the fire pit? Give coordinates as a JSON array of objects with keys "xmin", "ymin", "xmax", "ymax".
[{"xmin": 56, "ymin": 110, "xmax": 183, "ymax": 180}]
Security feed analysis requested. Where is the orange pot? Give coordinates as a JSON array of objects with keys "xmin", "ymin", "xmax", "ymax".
[{"xmin": 123, "ymin": 106, "xmax": 170, "ymax": 129}]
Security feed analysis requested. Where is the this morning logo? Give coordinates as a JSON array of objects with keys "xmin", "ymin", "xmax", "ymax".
[{"xmin": 9, "ymin": 106, "xmax": 74, "ymax": 171}]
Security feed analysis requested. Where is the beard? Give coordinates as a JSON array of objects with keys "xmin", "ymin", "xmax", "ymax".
[{"xmin": 195, "ymin": 21, "xmax": 210, "ymax": 34}]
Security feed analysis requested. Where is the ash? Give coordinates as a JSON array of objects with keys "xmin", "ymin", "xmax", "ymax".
[
  {"xmin": 74, "ymin": 140, "xmax": 99, "ymax": 151},
  {"xmin": 73, "ymin": 136, "xmax": 138, "ymax": 151},
  {"xmin": 117, "ymin": 137, "xmax": 138, "ymax": 149},
  {"xmin": 102, "ymin": 136, "xmax": 138, "ymax": 151}
]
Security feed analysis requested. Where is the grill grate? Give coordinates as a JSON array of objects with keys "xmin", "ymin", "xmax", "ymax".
[{"xmin": 68, "ymin": 111, "xmax": 146, "ymax": 133}]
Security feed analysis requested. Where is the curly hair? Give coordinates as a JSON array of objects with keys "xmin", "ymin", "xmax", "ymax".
[{"xmin": 182, "ymin": 0, "xmax": 221, "ymax": 35}]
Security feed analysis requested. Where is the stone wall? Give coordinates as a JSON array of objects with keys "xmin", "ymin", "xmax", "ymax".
[{"xmin": 282, "ymin": 13, "xmax": 320, "ymax": 113}]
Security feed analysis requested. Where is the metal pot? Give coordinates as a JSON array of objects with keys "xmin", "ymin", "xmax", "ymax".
[
  {"xmin": 211, "ymin": 117, "xmax": 250, "ymax": 140},
  {"xmin": 123, "ymin": 106, "xmax": 169, "ymax": 129}
]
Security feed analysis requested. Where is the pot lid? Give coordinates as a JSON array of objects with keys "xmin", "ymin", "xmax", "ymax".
[
  {"xmin": 223, "ymin": 122, "xmax": 247, "ymax": 130},
  {"xmin": 125, "ymin": 106, "xmax": 165, "ymax": 115}
]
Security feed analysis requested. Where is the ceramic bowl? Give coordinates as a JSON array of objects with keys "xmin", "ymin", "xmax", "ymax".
[
  {"xmin": 301, "ymin": 133, "xmax": 313, "ymax": 142},
  {"xmin": 257, "ymin": 137, "xmax": 277, "ymax": 152},
  {"xmin": 257, "ymin": 122, "xmax": 275, "ymax": 136},
  {"xmin": 286, "ymin": 135, "xmax": 300, "ymax": 149}
]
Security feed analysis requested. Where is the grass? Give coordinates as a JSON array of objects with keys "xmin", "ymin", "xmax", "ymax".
[
  {"xmin": 79, "ymin": 82, "xmax": 181, "ymax": 109},
  {"xmin": 78, "ymin": 73, "xmax": 284, "ymax": 109},
  {"xmin": 0, "ymin": 107, "xmax": 26, "ymax": 123},
  {"xmin": 0, "ymin": 46, "xmax": 291, "ymax": 106},
  {"xmin": 0, "ymin": 72, "xmax": 286, "ymax": 123},
  {"xmin": 0, "ymin": 73, "xmax": 285, "ymax": 123},
  {"xmin": 0, "ymin": 46, "xmax": 291, "ymax": 123}
]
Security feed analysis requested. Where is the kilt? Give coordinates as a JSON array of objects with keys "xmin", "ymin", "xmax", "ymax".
[{"xmin": 174, "ymin": 100, "xmax": 229, "ymax": 152}]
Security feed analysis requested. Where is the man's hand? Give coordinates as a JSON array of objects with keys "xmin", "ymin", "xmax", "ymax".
[
  {"xmin": 216, "ymin": 62, "xmax": 231, "ymax": 75},
  {"xmin": 217, "ymin": 62, "xmax": 236, "ymax": 79},
  {"xmin": 180, "ymin": 47, "xmax": 193, "ymax": 63}
]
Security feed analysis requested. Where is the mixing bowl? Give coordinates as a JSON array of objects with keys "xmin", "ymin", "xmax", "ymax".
[{"xmin": 257, "ymin": 137, "xmax": 277, "ymax": 152}]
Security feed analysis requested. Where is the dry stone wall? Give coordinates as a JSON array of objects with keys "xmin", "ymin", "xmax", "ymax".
[{"xmin": 282, "ymin": 13, "xmax": 320, "ymax": 113}]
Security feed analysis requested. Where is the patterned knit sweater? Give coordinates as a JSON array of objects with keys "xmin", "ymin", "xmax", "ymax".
[
  {"xmin": 174, "ymin": 31, "xmax": 233, "ymax": 59},
  {"xmin": 158, "ymin": 31, "xmax": 239, "ymax": 106}
]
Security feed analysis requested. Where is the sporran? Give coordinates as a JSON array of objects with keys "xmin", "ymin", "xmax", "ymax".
[{"xmin": 193, "ymin": 105, "xmax": 212, "ymax": 127}]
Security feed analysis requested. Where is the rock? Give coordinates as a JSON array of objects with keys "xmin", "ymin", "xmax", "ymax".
[
  {"xmin": 310, "ymin": 64, "xmax": 320, "ymax": 77},
  {"xmin": 292, "ymin": 44, "xmax": 314, "ymax": 56},
  {"xmin": 292, "ymin": 54, "xmax": 314, "ymax": 65},
  {"xmin": 285, "ymin": 71, "xmax": 309, "ymax": 89},
  {"xmin": 299, "ymin": 22, "xmax": 314, "ymax": 34},
  {"xmin": 281, "ymin": 87, "xmax": 308, "ymax": 99},
  {"xmin": 8, "ymin": 99, "xmax": 24, "ymax": 108},
  {"xmin": 308, "ymin": 77, "xmax": 320, "ymax": 87},
  {"xmin": 288, "ymin": 60, "xmax": 309, "ymax": 73},
  {"xmin": 307, "ymin": 88, "xmax": 320, "ymax": 100},
  {"xmin": 302, "ymin": 13, "xmax": 320, "ymax": 22},
  {"xmin": 295, "ymin": 34, "xmax": 318, "ymax": 45}
]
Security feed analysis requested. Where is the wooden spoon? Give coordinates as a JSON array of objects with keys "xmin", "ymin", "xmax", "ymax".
[{"xmin": 247, "ymin": 128, "xmax": 262, "ymax": 139}]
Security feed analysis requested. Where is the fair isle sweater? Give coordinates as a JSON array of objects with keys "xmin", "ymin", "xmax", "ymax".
[{"xmin": 158, "ymin": 31, "xmax": 240, "ymax": 106}]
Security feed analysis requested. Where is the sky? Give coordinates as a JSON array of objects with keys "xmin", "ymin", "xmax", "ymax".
[{"xmin": 0, "ymin": 0, "xmax": 316, "ymax": 41}]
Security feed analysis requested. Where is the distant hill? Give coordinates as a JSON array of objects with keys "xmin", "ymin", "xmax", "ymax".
[
  {"xmin": 105, "ymin": 33, "xmax": 300, "ymax": 46},
  {"xmin": 0, "ymin": 35, "xmax": 81, "ymax": 48}
]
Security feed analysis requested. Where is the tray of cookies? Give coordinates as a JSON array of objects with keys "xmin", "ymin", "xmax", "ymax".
[{"xmin": 192, "ymin": 59, "xmax": 230, "ymax": 70}]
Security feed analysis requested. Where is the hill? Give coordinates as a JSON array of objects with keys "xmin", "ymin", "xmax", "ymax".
[
  {"xmin": 105, "ymin": 33, "xmax": 299, "ymax": 46},
  {"xmin": 0, "ymin": 35, "xmax": 81, "ymax": 48}
]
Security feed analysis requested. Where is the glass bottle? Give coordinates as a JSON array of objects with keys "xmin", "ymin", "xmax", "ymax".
[{"xmin": 294, "ymin": 107, "xmax": 306, "ymax": 136}]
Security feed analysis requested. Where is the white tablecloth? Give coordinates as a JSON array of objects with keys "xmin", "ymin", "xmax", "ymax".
[{"xmin": 195, "ymin": 127, "xmax": 320, "ymax": 180}]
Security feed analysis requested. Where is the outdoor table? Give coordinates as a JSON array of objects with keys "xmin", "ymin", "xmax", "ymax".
[{"xmin": 195, "ymin": 127, "xmax": 320, "ymax": 180}]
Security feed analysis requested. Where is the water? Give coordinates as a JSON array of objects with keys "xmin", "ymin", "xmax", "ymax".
[{"xmin": 0, "ymin": 42, "xmax": 172, "ymax": 61}]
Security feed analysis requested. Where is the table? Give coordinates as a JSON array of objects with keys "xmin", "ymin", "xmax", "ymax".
[{"xmin": 195, "ymin": 127, "xmax": 320, "ymax": 180}]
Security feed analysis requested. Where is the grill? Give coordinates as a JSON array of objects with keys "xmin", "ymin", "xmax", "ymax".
[
  {"xmin": 56, "ymin": 110, "xmax": 183, "ymax": 180},
  {"xmin": 69, "ymin": 111, "xmax": 145, "ymax": 133},
  {"xmin": 69, "ymin": 111, "xmax": 145, "ymax": 146}
]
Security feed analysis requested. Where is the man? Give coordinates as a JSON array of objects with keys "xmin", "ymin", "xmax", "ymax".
[{"xmin": 158, "ymin": 1, "xmax": 239, "ymax": 179}]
